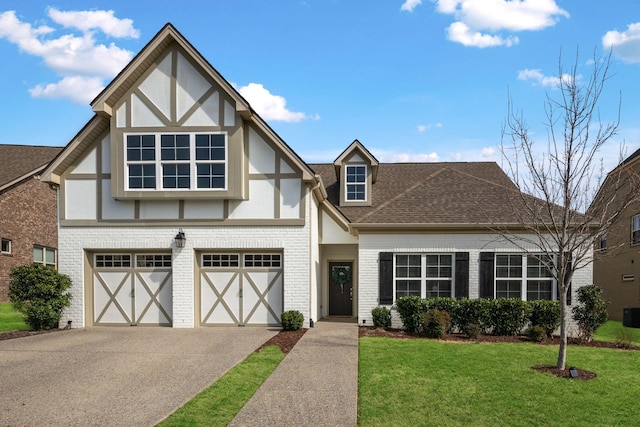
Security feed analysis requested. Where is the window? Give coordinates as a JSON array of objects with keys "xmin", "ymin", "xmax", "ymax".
[
  {"xmin": 244, "ymin": 254, "xmax": 282, "ymax": 268},
  {"xmin": 394, "ymin": 254, "xmax": 453, "ymax": 300},
  {"xmin": 34, "ymin": 246, "xmax": 56, "ymax": 268},
  {"xmin": 599, "ymin": 233, "xmax": 607, "ymax": 251},
  {"xmin": 202, "ymin": 253, "xmax": 239, "ymax": 268},
  {"xmin": 495, "ymin": 254, "xmax": 554, "ymax": 300},
  {"xmin": 345, "ymin": 165, "xmax": 366, "ymax": 201},
  {"xmin": 136, "ymin": 254, "xmax": 172, "ymax": 268},
  {"xmin": 125, "ymin": 132, "xmax": 227, "ymax": 191},
  {"xmin": 95, "ymin": 254, "xmax": 131, "ymax": 268},
  {"xmin": 632, "ymin": 215, "xmax": 640, "ymax": 245},
  {"xmin": 1, "ymin": 238, "xmax": 10, "ymax": 254}
]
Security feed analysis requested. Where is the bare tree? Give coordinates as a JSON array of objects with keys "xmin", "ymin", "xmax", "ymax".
[{"xmin": 500, "ymin": 50, "xmax": 638, "ymax": 370}]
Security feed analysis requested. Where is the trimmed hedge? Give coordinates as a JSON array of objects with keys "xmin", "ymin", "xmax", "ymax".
[
  {"xmin": 371, "ymin": 306, "xmax": 392, "ymax": 329},
  {"xmin": 395, "ymin": 297, "xmax": 561, "ymax": 337},
  {"xmin": 281, "ymin": 310, "xmax": 304, "ymax": 331}
]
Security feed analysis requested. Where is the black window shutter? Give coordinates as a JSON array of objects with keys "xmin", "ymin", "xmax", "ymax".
[
  {"xmin": 455, "ymin": 252, "xmax": 469, "ymax": 299},
  {"xmin": 479, "ymin": 252, "xmax": 495, "ymax": 299},
  {"xmin": 379, "ymin": 252, "xmax": 394, "ymax": 305}
]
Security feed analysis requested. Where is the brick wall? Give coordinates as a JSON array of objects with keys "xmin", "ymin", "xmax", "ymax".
[
  {"xmin": 0, "ymin": 177, "xmax": 58, "ymax": 302},
  {"xmin": 58, "ymin": 190, "xmax": 314, "ymax": 328},
  {"xmin": 357, "ymin": 233, "xmax": 591, "ymax": 336}
]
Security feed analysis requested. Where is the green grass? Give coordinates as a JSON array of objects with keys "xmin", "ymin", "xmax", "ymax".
[
  {"xmin": 359, "ymin": 337, "xmax": 640, "ymax": 426},
  {"xmin": 0, "ymin": 302, "xmax": 29, "ymax": 332},
  {"xmin": 594, "ymin": 320, "xmax": 640, "ymax": 345},
  {"xmin": 158, "ymin": 345, "xmax": 285, "ymax": 426}
]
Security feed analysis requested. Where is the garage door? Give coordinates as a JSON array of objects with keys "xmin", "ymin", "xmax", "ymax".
[
  {"xmin": 199, "ymin": 252, "xmax": 283, "ymax": 326},
  {"xmin": 92, "ymin": 253, "xmax": 172, "ymax": 326}
]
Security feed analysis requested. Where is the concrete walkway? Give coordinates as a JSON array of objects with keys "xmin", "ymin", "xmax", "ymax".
[{"xmin": 230, "ymin": 320, "xmax": 359, "ymax": 427}]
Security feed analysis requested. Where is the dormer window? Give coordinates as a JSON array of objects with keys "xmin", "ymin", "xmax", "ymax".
[{"xmin": 346, "ymin": 165, "xmax": 367, "ymax": 201}]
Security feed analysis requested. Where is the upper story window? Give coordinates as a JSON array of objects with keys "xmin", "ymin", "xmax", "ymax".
[
  {"xmin": 495, "ymin": 254, "xmax": 554, "ymax": 301},
  {"xmin": 345, "ymin": 165, "xmax": 366, "ymax": 201},
  {"xmin": 125, "ymin": 132, "xmax": 227, "ymax": 191},
  {"xmin": 34, "ymin": 246, "xmax": 56, "ymax": 268},
  {"xmin": 632, "ymin": 214, "xmax": 640, "ymax": 245},
  {"xmin": 1, "ymin": 238, "xmax": 11, "ymax": 254},
  {"xmin": 599, "ymin": 233, "xmax": 607, "ymax": 251}
]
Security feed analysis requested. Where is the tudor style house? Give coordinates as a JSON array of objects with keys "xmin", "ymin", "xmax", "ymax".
[
  {"xmin": 40, "ymin": 24, "xmax": 591, "ymax": 330},
  {"xmin": 0, "ymin": 144, "xmax": 63, "ymax": 301}
]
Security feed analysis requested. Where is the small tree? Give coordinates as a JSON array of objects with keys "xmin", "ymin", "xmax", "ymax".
[
  {"xmin": 501, "ymin": 49, "xmax": 639, "ymax": 369},
  {"xmin": 572, "ymin": 285, "xmax": 609, "ymax": 341},
  {"xmin": 9, "ymin": 263, "xmax": 72, "ymax": 330}
]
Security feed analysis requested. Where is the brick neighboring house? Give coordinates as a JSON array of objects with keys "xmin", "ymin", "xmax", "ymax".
[{"xmin": 0, "ymin": 144, "xmax": 63, "ymax": 302}]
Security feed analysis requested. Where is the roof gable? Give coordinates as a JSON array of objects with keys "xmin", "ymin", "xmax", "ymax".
[{"xmin": 333, "ymin": 139, "xmax": 379, "ymax": 182}]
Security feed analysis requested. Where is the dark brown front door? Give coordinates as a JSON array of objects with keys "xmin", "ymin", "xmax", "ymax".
[{"xmin": 329, "ymin": 262, "xmax": 353, "ymax": 316}]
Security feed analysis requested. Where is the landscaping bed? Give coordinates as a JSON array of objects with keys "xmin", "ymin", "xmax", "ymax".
[
  {"xmin": 0, "ymin": 328, "xmax": 65, "ymax": 341},
  {"xmin": 256, "ymin": 328, "xmax": 307, "ymax": 354}
]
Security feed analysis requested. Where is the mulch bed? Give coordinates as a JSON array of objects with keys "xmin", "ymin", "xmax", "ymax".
[
  {"xmin": 0, "ymin": 328, "xmax": 65, "ymax": 341},
  {"xmin": 256, "ymin": 328, "xmax": 308, "ymax": 354},
  {"xmin": 359, "ymin": 326, "xmax": 638, "ymax": 381}
]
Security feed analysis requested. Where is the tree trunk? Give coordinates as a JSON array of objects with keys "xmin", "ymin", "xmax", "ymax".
[{"xmin": 556, "ymin": 287, "xmax": 568, "ymax": 370}]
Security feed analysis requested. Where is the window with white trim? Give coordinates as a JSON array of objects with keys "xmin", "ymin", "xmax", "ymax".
[
  {"xmin": 394, "ymin": 254, "xmax": 453, "ymax": 300},
  {"xmin": 136, "ymin": 254, "xmax": 172, "ymax": 268},
  {"xmin": 495, "ymin": 254, "xmax": 554, "ymax": 300},
  {"xmin": 244, "ymin": 254, "xmax": 282, "ymax": 268},
  {"xmin": 345, "ymin": 165, "xmax": 366, "ymax": 201},
  {"xmin": 95, "ymin": 254, "xmax": 131, "ymax": 268},
  {"xmin": 632, "ymin": 214, "xmax": 640, "ymax": 245},
  {"xmin": 125, "ymin": 132, "xmax": 227, "ymax": 191},
  {"xmin": 33, "ymin": 246, "xmax": 56, "ymax": 268},
  {"xmin": 202, "ymin": 253, "xmax": 239, "ymax": 268},
  {"xmin": 1, "ymin": 238, "xmax": 10, "ymax": 254}
]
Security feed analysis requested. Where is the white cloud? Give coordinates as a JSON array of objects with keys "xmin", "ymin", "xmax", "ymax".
[
  {"xmin": 238, "ymin": 83, "xmax": 312, "ymax": 122},
  {"xmin": 432, "ymin": 0, "xmax": 569, "ymax": 48},
  {"xmin": 401, "ymin": 0, "xmax": 422, "ymax": 12},
  {"xmin": 372, "ymin": 149, "xmax": 440, "ymax": 162},
  {"xmin": 517, "ymin": 68, "xmax": 576, "ymax": 88},
  {"xmin": 48, "ymin": 8, "xmax": 139, "ymax": 38},
  {"xmin": 602, "ymin": 22, "xmax": 640, "ymax": 63},
  {"xmin": 0, "ymin": 10, "xmax": 138, "ymax": 104},
  {"xmin": 482, "ymin": 147, "xmax": 496, "ymax": 157},
  {"xmin": 417, "ymin": 123, "xmax": 443, "ymax": 132},
  {"xmin": 29, "ymin": 76, "xmax": 105, "ymax": 104}
]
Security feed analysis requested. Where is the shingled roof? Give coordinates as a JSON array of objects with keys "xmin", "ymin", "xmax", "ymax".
[
  {"xmin": 311, "ymin": 161, "xmax": 548, "ymax": 227},
  {"xmin": 0, "ymin": 145, "xmax": 63, "ymax": 190}
]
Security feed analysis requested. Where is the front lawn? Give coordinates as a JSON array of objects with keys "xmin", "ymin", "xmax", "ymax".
[
  {"xmin": 359, "ymin": 337, "xmax": 640, "ymax": 426},
  {"xmin": 594, "ymin": 320, "xmax": 640, "ymax": 345},
  {"xmin": 0, "ymin": 302, "xmax": 29, "ymax": 332}
]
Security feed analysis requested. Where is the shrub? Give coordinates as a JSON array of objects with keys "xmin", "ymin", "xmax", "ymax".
[
  {"xmin": 463, "ymin": 323, "xmax": 481, "ymax": 340},
  {"xmin": 395, "ymin": 296, "xmax": 424, "ymax": 333},
  {"xmin": 490, "ymin": 299, "xmax": 529, "ymax": 336},
  {"xmin": 572, "ymin": 285, "xmax": 609, "ymax": 341},
  {"xmin": 528, "ymin": 300, "xmax": 561, "ymax": 337},
  {"xmin": 281, "ymin": 310, "xmax": 304, "ymax": 331},
  {"xmin": 614, "ymin": 328, "xmax": 635, "ymax": 349},
  {"xmin": 454, "ymin": 299, "xmax": 492, "ymax": 333},
  {"xmin": 9, "ymin": 263, "xmax": 72, "ymax": 330},
  {"xmin": 423, "ymin": 298, "xmax": 457, "ymax": 333},
  {"xmin": 418, "ymin": 309, "xmax": 451, "ymax": 339},
  {"xmin": 371, "ymin": 306, "xmax": 392, "ymax": 329},
  {"xmin": 527, "ymin": 325, "xmax": 546, "ymax": 343}
]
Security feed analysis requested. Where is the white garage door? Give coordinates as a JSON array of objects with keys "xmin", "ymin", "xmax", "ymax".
[
  {"xmin": 199, "ymin": 252, "xmax": 283, "ymax": 326},
  {"xmin": 92, "ymin": 253, "xmax": 172, "ymax": 326}
]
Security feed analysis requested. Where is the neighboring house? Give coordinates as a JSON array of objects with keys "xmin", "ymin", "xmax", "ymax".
[
  {"xmin": 593, "ymin": 148, "xmax": 640, "ymax": 321},
  {"xmin": 40, "ymin": 24, "xmax": 590, "ymax": 329},
  {"xmin": 0, "ymin": 144, "xmax": 63, "ymax": 302}
]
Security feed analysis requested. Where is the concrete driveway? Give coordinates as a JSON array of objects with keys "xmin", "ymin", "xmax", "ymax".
[{"xmin": 0, "ymin": 327, "xmax": 277, "ymax": 426}]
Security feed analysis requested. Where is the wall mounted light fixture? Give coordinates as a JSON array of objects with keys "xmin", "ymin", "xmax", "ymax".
[{"xmin": 174, "ymin": 228, "xmax": 186, "ymax": 248}]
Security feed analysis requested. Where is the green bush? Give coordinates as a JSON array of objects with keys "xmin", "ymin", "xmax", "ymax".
[
  {"xmin": 528, "ymin": 300, "xmax": 561, "ymax": 337},
  {"xmin": 418, "ymin": 309, "xmax": 451, "ymax": 339},
  {"xmin": 280, "ymin": 310, "xmax": 304, "ymax": 331},
  {"xmin": 464, "ymin": 323, "xmax": 481, "ymax": 340},
  {"xmin": 490, "ymin": 299, "xmax": 529, "ymax": 336},
  {"xmin": 423, "ymin": 298, "xmax": 457, "ymax": 333},
  {"xmin": 454, "ymin": 298, "xmax": 492, "ymax": 333},
  {"xmin": 371, "ymin": 306, "xmax": 392, "ymax": 329},
  {"xmin": 395, "ymin": 296, "xmax": 425, "ymax": 333},
  {"xmin": 9, "ymin": 263, "xmax": 72, "ymax": 330},
  {"xmin": 572, "ymin": 285, "xmax": 609, "ymax": 341},
  {"xmin": 527, "ymin": 325, "xmax": 546, "ymax": 343}
]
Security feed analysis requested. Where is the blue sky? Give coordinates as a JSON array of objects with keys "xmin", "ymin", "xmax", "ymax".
[{"xmin": 1, "ymin": 0, "xmax": 639, "ymax": 171}]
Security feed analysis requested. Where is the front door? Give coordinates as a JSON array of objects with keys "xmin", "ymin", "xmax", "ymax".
[{"xmin": 329, "ymin": 262, "xmax": 353, "ymax": 316}]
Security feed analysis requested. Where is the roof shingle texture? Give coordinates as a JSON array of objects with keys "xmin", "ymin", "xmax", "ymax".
[
  {"xmin": 310, "ymin": 162, "xmax": 535, "ymax": 225},
  {"xmin": 0, "ymin": 145, "xmax": 63, "ymax": 188}
]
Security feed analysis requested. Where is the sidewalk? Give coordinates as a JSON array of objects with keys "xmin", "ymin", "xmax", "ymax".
[{"xmin": 229, "ymin": 320, "xmax": 359, "ymax": 427}]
